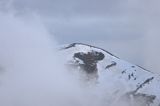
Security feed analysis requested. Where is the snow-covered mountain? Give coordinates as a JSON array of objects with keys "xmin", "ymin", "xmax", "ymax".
[{"xmin": 60, "ymin": 43, "xmax": 160, "ymax": 106}]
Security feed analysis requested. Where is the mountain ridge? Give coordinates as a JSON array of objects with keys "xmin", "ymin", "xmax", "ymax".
[
  {"xmin": 60, "ymin": 43, "xmax": 160, "ymax": 106},
  {"xmin": 61, "ymin": 43, "xmax": 153, "ymax": 74}
]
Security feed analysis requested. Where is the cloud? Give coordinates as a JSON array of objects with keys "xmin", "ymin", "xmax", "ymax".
[
  {"xmin": 0, "ymin": 11, "xmax": 133, "ymax": 106},
  {"xmin": 2, "ymin": 0, "xmax": 160, "ymax": 73},
  {"xmin": 0, "ymin": 11, "xmax": 83, "ymax": 106}
]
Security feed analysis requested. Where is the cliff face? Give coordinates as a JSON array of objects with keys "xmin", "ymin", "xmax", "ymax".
[{"xmin": 61, "ymin": 43, "xmax": 160, "ymax": 106}]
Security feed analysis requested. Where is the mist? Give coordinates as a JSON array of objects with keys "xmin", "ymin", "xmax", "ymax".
[
  {"xmin": 0, "ymin": 12, "xmax": 84, "ymax": 106},
  {"xmin": 0, "ymin": 11, "xmax": 117, "ymax": 106},
  {"xmin": 3, "ymin": 0, "xmax": 159, "ymax": 73}
]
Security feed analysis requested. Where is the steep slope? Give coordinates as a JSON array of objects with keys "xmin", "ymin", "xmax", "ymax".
[{"xmin": 60, "ymin": 43, "xmax": 160, "ymax": 106}]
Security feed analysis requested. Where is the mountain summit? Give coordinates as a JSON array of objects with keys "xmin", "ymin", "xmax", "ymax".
[{"xmin": 61, "ymin": 43, "xmax": 160, "ymax": 106}]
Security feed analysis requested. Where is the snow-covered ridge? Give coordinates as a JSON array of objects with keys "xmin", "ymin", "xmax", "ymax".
[
  {"xmin": 61, "ymin": 43, "xmax": 160, "ymax": 106},
  {"xmin": 61, "ymin": 43, "xmax": 153, "ymax": 73},
  {"xmin": 61, "ymin": 43, "xmax": 120, "ymax": 58}
]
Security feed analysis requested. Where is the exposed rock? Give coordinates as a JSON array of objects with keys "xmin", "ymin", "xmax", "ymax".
[
  {"xmin": 135, "ymin": 77, "xmax": 154, "ymax": 93},
  {"xmin": 121, "ymin": 92, "xmax": 156, "ymax": 106},
  {"xmin": 72, "ymin": 50, "xmax": 105, "ymax": 79},
  {"xmin": 105, "ymin": 61, "xmax": 117, "ymax": 69}
]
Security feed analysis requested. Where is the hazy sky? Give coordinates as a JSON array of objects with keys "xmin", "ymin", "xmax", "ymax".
[
  {"xmin": 1, "ymin": 0, "xmax": 160, "ymax": 72},
  {"xmin": 10, "ymin": 0, "xmax": 145, "ymax": 43}
]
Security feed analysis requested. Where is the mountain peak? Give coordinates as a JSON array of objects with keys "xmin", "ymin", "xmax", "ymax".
[{"xmin": 61, "ymin": 43, "xmax": 160, "ymax": 106}]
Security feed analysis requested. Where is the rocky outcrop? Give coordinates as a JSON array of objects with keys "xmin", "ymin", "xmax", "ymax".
[
  {"xmin": 120, "ymin": 92, "xmax": 156, "ymax": 106},
  {"xmin": 73, "ymin": 51, "xmax": 104, "ymax": 74},
  {"xmin": 72, "ymin": 51, "xmax": 105, "ymax": 80}
]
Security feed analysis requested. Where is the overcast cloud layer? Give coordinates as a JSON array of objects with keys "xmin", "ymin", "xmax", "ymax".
[{"xmin": 0, "ymin": 0, "xmax": 160, "ymax": 73}]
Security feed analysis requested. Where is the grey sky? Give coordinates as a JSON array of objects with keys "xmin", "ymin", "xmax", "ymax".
[
  {"xmin": 1, "ymin": 0, "xmax": 160, "ymax": 72},
  {"xmin": 4, "ymin": 0, "xmax": 145, "ymax": 43}
]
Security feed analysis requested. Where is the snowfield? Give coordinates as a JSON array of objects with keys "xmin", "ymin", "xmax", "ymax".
[{"xmin": 61, "ymin": 43, "xmax": 160, "ymax": 106}]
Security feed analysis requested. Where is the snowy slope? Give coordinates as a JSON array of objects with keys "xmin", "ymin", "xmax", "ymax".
[{"xmin": 60, "ymin": 43, "xmax": 160, "ymax": 106}]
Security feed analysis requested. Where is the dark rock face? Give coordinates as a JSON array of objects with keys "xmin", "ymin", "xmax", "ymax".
[
  {"xmin": 120, "ymin": 91, "xmax": 156, "ymax": 106},
  {"xmin": 133, "ymin": 93, "xmax": 156, "ymax": 106},
  {"xmin": 73, "ymin": 50, "xmax": 105, "ymax": 76}
]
